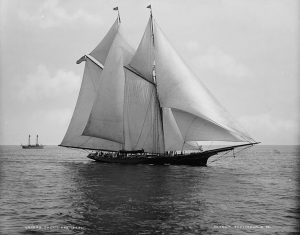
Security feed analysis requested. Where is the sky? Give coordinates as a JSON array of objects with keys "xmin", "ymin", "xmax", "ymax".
[{"xmin": 0, "ymin": 0, "xmax": 299, "ymax": 145}]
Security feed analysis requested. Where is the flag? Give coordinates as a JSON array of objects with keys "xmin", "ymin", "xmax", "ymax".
[
  {"xmin": 113, "ymin": 7, "xmax": 118, "ymax": 11},
  {"xmin": 146, "ymin": 4, "xmax": 151, "ymax": 9}
]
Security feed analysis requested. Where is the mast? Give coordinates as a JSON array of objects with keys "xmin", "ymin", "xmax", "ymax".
[
  {"xmin": 36, "ymin": 135, "xmax": 39, "ymax": 145},
  {"xmin": 114, "ymin": 6, "xmax": 125, "ymax": 150},
  {"xmin": 147, "ymin": 5, "xmax": 165, "ymax": 153},
  {"xmin": 114, "ymin": 6, "xmax": 126, "ymax": 150},
  {"xmin": 113, "ymin": 6, "xmax": 121, "ymax": 23},
  {"xmin": 147, "ymin": 5, "xmax": 155, "ymax": 46},
  {"xmin": 28, "ymin": 135, "xmax": 31, "ymax": 146}
]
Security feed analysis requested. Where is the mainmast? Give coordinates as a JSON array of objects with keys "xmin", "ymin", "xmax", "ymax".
[
  {"xmin": 147, "ymin": 5, "xmax": 155, "ymax": 46},
  {"xmin": 114, "ymin": 6, "xmax": 125, "ymax": 151},
  {"xmin": 147, "ymin": 5, "xmax": 165, "ymax": 153}
]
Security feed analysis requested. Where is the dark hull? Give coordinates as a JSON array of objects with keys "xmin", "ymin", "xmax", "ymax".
[
  {"xmin": 21, "ymin": 145, "xmax": 44, "ymax": 149},
  {"xmin": 85, "ymin": 143, "xmax": 259, "ymax": 166},
  {"xmin": 87, "ymin": 152, "xmax": 214, "ymax": 166}
]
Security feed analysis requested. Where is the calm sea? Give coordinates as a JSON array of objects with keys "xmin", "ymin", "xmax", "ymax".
[{"xmin": 0, "ymin": 145, "xmax": 299, "ymax": 234}]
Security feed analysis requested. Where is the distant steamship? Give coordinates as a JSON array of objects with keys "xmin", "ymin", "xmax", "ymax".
[{"xmin": 21, "ymin": 135, "xmax": 44, "ymax": 149}]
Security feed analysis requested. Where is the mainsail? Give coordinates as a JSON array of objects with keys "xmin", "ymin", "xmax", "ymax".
[
  {"xmin": 124, "ymin": 69, "xmax": 164, "ymax": 153},
  {"xmin": 61, "ymin": 12, "xmax": 255, "ymax": 153}
]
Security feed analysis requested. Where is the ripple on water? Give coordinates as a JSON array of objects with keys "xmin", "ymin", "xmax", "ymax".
[{"xmin": 0, "ymin": 145, "xmax": 299, "ymax": 234}]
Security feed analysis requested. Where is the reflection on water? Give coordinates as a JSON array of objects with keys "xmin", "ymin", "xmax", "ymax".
[
  {"xmin": 70, "ymin": 164, "xmax": 211, "ymax": 234},
  {"xmin": 0, "ymin": 145, "xmax": 299, "ymax": 234}
]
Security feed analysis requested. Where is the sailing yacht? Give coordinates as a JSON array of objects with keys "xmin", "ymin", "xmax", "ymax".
[{"xmin": 60, "ymin": 6, "xmax": 259, "ymax": 166}]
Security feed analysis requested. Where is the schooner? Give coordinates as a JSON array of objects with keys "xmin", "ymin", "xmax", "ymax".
[{"xmin": 60, "ymin": 6, "xmax": 259, "ymax": 166}]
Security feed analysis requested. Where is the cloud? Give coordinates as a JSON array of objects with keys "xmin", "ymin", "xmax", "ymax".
[
  {"xmin": 191, "ymin": 46, "xmax": 252, "ymax": 80},
  {"xmin": 18, "ymin": 0, "xmax": 102, "ymax": 28},
  {"xmin": 19, "ymin": 65, "xmax": 81, "ymax": 101}
]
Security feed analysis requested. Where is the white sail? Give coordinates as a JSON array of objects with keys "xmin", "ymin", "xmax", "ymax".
[
  {"xmin": 153, "ymin": 20, "xmax": 252, "ymax": 143},
  {"xmin": 128, "ymin": 18, "xmax": 154, "ymax": 83},
  {"xmin": 90, "ymin": 19, "xmax": 119, "ymax": 65},
  {"xmin": 82, "ymin": 26, "xmax": 133, "ymax": 143},
  {"xmin": 60, "ymin": 19, "xmax": 132, "ymax": 150},
  {"xmin": 60, "ymin": 58, "xmax": 122, "ymax": 150},
  {"xmin": 171, "ymin": 108, "xmax": 242, "ymax": 142},
  {"xmin": 163, "ymin": 108, "xmax": 198, "ymax": 151},
  {"xmin": 124, "ymin": 69, "xmax": 164, "ymax": 153}
]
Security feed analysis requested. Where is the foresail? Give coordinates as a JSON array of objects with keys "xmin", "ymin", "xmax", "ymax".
[
  {"xmin": 153, "ymin": 21, "xmax": 253, "ymax": 143},
  {"xmin": 128, "ymin": 18, "xmax": 154, "ymax": 83},
  {"xmin": 124, "ymin": 69, "xmax": 164, "ymax": 153},
  {"xmin": 163, "ymin": 108, "xmax": 198, "ymax": 151},
  {"xmin": 60, "ymin": 58, "xmax": 122, "ymax": 151},
  {"xmin": 82, "ymin": 26, "xmax": 133, "ymax": 144},
  {"xmin": 171, "ymin": 108, "xmax": 243, "ymax": 142}
]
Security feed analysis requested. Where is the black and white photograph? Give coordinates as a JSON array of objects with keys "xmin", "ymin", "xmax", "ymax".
[{"xmin": 0, "ymin": 0, "xmax": 299, "ymax": 234}]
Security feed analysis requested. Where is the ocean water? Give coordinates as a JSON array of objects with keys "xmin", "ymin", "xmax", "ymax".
[{"xmin": 0, "ymin": 145, "xmax": 299, "ymax": 234}]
